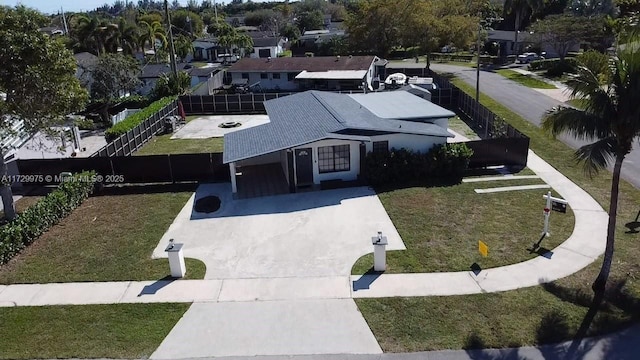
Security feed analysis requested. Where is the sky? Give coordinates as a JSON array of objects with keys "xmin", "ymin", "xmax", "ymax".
[{"xmin": 2, "ymin": 0, "xmax": 278, "ymax": 15}]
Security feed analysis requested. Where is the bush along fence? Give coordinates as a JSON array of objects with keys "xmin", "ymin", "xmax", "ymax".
[
  {"xmin": 92, "ymin": 97, "xmax": 179, "ymax": 157},
  {"xmin": 0, "ymin": 171, "xmax": 96, "ymax": 264},
  {"xmin": 364, "ymin": 143, "xmax": 473, "ymax": 186}
]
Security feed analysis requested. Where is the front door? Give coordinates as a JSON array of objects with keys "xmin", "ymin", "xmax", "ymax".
[{"xmin": 295, "ymin": 148, "xmax": 313, "ymax": 186}]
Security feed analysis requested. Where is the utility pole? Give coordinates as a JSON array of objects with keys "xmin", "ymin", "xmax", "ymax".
[
  {"xmin": 476, "ymin": 11, "xmax": 487, "ymax": 138},
  {"xmin": 61, "ymin": 7, "xmax": 69, "ymax": 35},
  {"xmin": 164, "ymin": 0, "xmax": 178, "ymax": 77}
]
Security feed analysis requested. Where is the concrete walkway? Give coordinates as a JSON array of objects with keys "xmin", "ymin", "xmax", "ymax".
[{"xmin": 0, "ymin": 149, "xmax": 607, "ymax": 306}]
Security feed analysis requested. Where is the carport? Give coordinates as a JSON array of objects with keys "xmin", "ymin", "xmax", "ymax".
[{"xmin": 234, "ymin": 162, "xmax": 289, "ymax": 199}]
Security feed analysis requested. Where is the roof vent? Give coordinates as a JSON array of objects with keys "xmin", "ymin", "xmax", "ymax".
[
  {"xmin": 349, "ymin": 55, "xmax": 352, "ymax": 59},
  {"xmin": 335, "ymin": 55, "xmax": 340, "ymax": 61},
  {"xmin": 267, "ymin": 56, "xmax": 271, "ymax": 62}
]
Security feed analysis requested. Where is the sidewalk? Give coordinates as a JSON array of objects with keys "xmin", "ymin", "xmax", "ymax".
[{"xmin": 0, "ymin": 149, "xmax": 607, "ymax": 306}]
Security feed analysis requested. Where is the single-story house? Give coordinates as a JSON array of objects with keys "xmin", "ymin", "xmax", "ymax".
[
  {"xmin": 292, "ymin": 29, "xmax": 346, "ymax": 56},
  {"xmin": 138, "ymin": 63, "xmax": 223, "ymax": 95},
  {"xmin": 74, "ymin": 52, "xmax": 98, "ymax": 93},
  {"xmin": 249, "ymin": 36, "xmax": 287, "ymax": 59},
  {"xmin": 223, "ymin": 90, "xmax": 455, "ymax": 197},
  {"xmin": 138, "ymin": 63, "xmax": 191, "ymax": 95},
  {"xmin": 487, "ymin": 30, "xmax": 581, "ymax": 58},
  {"xmin": 227, "ymin": 55, "xmax": 380, "ymax": 91}
]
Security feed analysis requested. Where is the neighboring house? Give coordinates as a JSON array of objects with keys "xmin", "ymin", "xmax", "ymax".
[
  {"xmin": 249, "ymin": 34, "xmax": 287, "ymax": 59},
  {"xmin": 189, "ymin": 66, "xmax": 225, "ymax": 94},
  {"xmin": 138, "ymin": 63, "xmax": 225, "ymax": 96},
  {"xmin": 225, "ymin": 16, "xmax": 246, "ymax": 27},
  {"xmin": 138, "ymin": 63, "xmax": 191, "ymax": 95},
  {"xmin": 74, "ymin": 52, "xmax": 98, "ymax": 93},
  {"xmin": 292, "ymin": 29, "xmax": 346, "ymax": 56},
  {"xmin": 223, "ymin": 90, "xmax": 455, "ymax": 196},
  {"xmin": 487, "ymin": 30, "xmax": 581, "ymax": 58},
  {"xmin": 191, "ymin": 38, "xmax": 240, "ymax": 63},
  {"xmin": 39, "ymin": 26, "xmax": 64, "ymax": 36},
  {"xmin": 227, "ymin": 55, "xmax": 380, "ymax": 91}
]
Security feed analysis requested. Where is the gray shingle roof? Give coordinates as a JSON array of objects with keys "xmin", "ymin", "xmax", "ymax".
[{"xmin": 223, "ymin": 90, "xmax": 454, "ymax": 164}]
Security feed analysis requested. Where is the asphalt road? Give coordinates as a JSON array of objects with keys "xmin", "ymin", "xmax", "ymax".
[{"xmin": 430, "ymin": 63, "xmax": 640, "ymax": 190}]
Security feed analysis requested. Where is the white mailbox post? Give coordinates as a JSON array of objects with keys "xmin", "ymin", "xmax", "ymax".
[
  {"xmin": 372, "ymin": 231, "xmax": 388, "ymax": 272},
  {"xmin": 165, "ymin": 239, "xmax": 186, "ymax": 278}
]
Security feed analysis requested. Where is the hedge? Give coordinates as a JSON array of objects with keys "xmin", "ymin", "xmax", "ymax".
[
  {"xmin": 104, "ymin": 96, "xmax": 176, "ymax": 143},
  {"xmin": 0, "ymin": 171, "xmax": 96, "ymax": 264},
  {"xmin": 528, "ymin": 58, "xmax": 577, "ymax": 72},
  {"xmin": 365, "ymin": 143, "xmax": 473, "ymax": 186}
]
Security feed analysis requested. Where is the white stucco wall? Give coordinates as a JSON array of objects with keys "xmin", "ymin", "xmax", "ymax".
[
  {"xmin": 293, "ymin": 139, "xmax": 362, "ymax": 185},
  {"xmin": 230, "ymin": 72, "xmax": 298, "ymax": 91},
  {"xmin": 365, "ymin": 133, "xmax": 446, "ymax": 154}
]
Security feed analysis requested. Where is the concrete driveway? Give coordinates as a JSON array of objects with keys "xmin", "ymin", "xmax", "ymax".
[
  {"xmin": 150, "ymin": 184, "xmax": 398, "ymax": 358},
  {"xmin": 152, "ymin": 183, "xmax": 405, "ymax": 279}
]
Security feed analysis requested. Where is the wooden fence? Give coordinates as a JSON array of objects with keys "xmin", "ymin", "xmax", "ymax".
[
  {"xmin": 90, "ymin": 99, "xmax": 179, "ymax": 157},
  {"xmin": 16, "ymin": 153, "xmax": 229, "ymax": 185}
]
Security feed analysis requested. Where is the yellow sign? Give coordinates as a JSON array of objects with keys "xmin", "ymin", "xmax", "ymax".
[{"xmin": 478, "ymin": 241, "xmax": 488, "ymax": 257}]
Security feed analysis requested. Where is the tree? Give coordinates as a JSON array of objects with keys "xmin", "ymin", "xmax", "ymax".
[
  {"xmin": 138, "ymin": 20, "xmax": 167, "ymax": 62},
  {"xmin": 171, "ymin": 10, "xmax": 204, "ymax": 36},
  {"xmin": 504, "ymin": 0, "xmax": 544, "ymax": 55},
  {"xmin": 244, "ymin": 9, "xmax": 284, "ymax": 34},
  {"xmin": 90, "ymin": 53, "xmax": 141, "ymax": 123},
  {"xmin": 174, "ymin": 34, "xmax": 194, "ymax": 61},
  {"xmin": 567, "ymin": 0, "xmax": 615, "ymax": 16},
  {"xmin": 295, "ymin": 9, "xmax": 324, "ymax": 32},
  {"xmin": 529, "ymin": 14, "xmax": 604, "ymax": 60},
  {"xmin": 280, "ymin": 23, "xmax": 301, "ymax": 42},
  {"xmin": 106, "ymin": 17, "xmax": 140, "ymax": 55},
  {"xmin": 152, "ymin": 71, "xmax": 191, "ymax": 99},
  {"xmin": 208, "ymin": 21, "xmax": 254, "ymax": 57},
  {"xmin": 0, "ymin": 6, "xmax": 88, "ymax": 219},
  {"xmin": 542, "ymin": 34, "xmax": 640, "ymax": 296}
]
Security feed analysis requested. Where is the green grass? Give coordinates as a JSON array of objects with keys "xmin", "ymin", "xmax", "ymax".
[
  {"xmin": 448, "ymin": 116, "xmax": 480, "ymax": 140},
  {"xmin": 495, "ymin": 69, "xmax": 557, "ymax": 89},
  {"xmin": 135, "ymin": 136, "xmax": 224, "ymax": 155},
  {"xmin": 134, "ymin": 116, "xmax": 224, "ymax": 155},
  {"xmin": 352, "ymin": 179, "xmax": 572, "ymax": 274},
  {"xmin": 356, "ymin": 76, "xmax": 640, "ymax": 352},
  {"xmin": 566, "ymin": 98, "xmax": 587, "ymax": 109},
  {"xmin": 0, "ymin": 303, "xmax": 189, "ymax": 359},
  {"xmin": 0, "ymin": 187, "xmax": 206, "ymax": 283}
]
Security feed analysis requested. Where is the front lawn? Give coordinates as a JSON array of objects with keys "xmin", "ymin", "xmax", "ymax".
[
  {"xmin": 355, "ymin": 76, "xmax": 640, "ymax": 352},
  {"xmin": 352, "ymin": 178, "xmax": 573, "ymax": 274},
  {"xmin": 495, "ymin": 69, "xmax": 557, "ymax": 89},
  {"xmin": 0, "ymin": 185, "xmax": 206, "ymax": 283},
  {"xmin": 0, "ymin": 303, "xmax": 188, "ymax": 359}
]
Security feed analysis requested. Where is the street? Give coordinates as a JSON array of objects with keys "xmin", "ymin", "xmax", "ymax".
[{"xmin": 430, "ymin": 63, "xmax": 640, "ymax": 190}]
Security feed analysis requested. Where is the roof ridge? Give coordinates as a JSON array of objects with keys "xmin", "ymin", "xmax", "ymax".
[{"xmin": 309, "ymin": 91, "xmax": 347, "ymax": 124}]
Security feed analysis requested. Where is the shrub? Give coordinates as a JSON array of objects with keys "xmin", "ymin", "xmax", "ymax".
[
  {"xmin": 104, "ymin": 96, "xmax": 176, "ymax": 143},
  {"xmin": 0, "ymin": 171, "xmax": 96, "ymax": 264},
  {"xmin": 73, "ymin": 117, "xmax": 95, "ymax": 130},
  {"xmin": 546, "ymin": 60, "xmax": 577, "ymax": 77},
  {"xmin": 365, "ymin": 143, "xmax": 473, "ymax": 186},
  {"xmin": 528, "ymin": 58, "xmax": 577, "ymax": 73}
]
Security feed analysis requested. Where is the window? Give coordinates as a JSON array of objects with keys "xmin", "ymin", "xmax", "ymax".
[
  {"xmin": 258, "ymin": 48, "xmax": 271, "ymax": 58},
  {"xmin": 318, "ymin": 145, "xmax": 350, "ymax": 173},
  {"xmin": 260, "ymin": 73, "xmax": 268, "ymax": 79},
  {"xmin": 241, "ymin": 73, "xmax": 249, "ymax": 79},
  {"xmin": 272, "ymin": 72, "xmax": 281, "ymax": 79},
  {"xmin": 287, "ymin": 72, "xmax": 297, "ymax": 81},
  {"xmin": 373, "ymin": 141, "xmax": 389, "ymax": 154}
]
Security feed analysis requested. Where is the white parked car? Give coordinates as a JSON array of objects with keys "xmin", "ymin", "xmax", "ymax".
[{"xmin": 517, "ymin": 52, "xmax": 542, "ymax": 64}]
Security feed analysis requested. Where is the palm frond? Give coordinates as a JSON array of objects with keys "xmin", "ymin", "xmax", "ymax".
[
  {"xmin": 575, "ymin": 137, "xmax": 616, "ymax": 178},
  {"xmin": 542, "ymin": 106, "xmax": 612, "ymax": 140}
]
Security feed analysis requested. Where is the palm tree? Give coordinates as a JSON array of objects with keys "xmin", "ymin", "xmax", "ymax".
[
  {"xmin": 504, "ymin": 0, "xmax": 544, "ymax": 56},
  {"xmin": 542, "ymin": 35, "xmax": 640, "ymax": 295},
  {"xmin": 106, "ymin": 18, "xmax": 139, "ymax": 55},
  {"xmin": 138, "ymin": 20, "xmax": 167, "ymax": 62}
]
